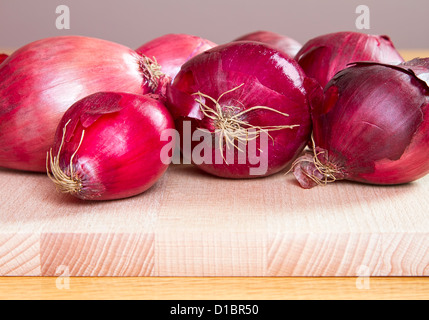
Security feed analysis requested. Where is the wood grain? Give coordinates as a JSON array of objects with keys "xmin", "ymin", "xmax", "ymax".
[
  {"xmin": 0, "ymin": 163, "xmax": 428, "ymax": 277},
  {"xmin": 0, "ymin": 49, "xmax": 428, "ymax": 278}
]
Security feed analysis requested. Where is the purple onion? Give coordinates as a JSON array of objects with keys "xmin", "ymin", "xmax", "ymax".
[
  {"xmin": 233, "ymin": 30, "xmax": 302, "ymax": 58},
  {"xmin": 167, "ymin": 41, "xmax": 320, "ymax": 178},
  {"xmin": 136, "ymin": 33, "xmax": 217, "ymax": 82},
  {"xmin": 292, "ymin": 58, "xmax": 429, "ymax": 189},
  {"xmin": 295, "ymin": 31, "xmax": 404, "ymax": 87}
]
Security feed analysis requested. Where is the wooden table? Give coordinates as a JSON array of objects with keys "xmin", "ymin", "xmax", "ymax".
[
  {"xmin": 0, "ymin": 48, "xmax": 428, "ymax": 300},
  {"xmin": 1, "ymin": 277, "xmax": 428, "ymax": 300}
]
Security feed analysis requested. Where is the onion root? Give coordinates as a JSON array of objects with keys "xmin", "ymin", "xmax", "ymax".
[
  {"xmin": 287, "ymin": 135, "xmax": 344, "ymax": 187},
  {"xmin": 192, "ymin": 84, "xmax": 300, "ymax": 162},
  {"xmin": 46, "ymin": 120, "xmax": 85, "ymax": 195}
]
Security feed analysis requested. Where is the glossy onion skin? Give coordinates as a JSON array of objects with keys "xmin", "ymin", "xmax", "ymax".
[
  {"xmin": 0, "ymin": 36, "xmax": 147, "ymax": 172},
  {"xmin": 167, "ymin": 41, "xmax": 318, "ymax": 179},
  {"xmin": 295, "ymin": 31, "xmax": 404, "ymax": 87},
  {"xmin": 50, "ymin": 92, "xmax": 175, "ymax": 201},
  {"xmin": 311, "ymin": 60, "xmax": 429, "ymax": 186},
  {"xmin": 136, "ymin": 33, "xmax": 217, "ymax": 81},
  {"xmin": 234, "ymin": 30, "xmax": 302, "ymax": 58}
]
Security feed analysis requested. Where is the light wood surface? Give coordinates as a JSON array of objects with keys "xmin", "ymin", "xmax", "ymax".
[
  {"xmin": 1, "ymin": 277, "xmax": 428, "ymax": 300},
  {"xmin": 399, "ymin": 50, "xmax": 429, "ymax": 61},
  {"xmin": 1, "ymin": 163, "xmax": 428, "ymax": 277},
  {"xmin": 0, "ymin": 49, "xmax": 14, "ymax": 55},
  {"xmin": 0, "ymin": 49, "xmax": 428, "ymax": 299}
]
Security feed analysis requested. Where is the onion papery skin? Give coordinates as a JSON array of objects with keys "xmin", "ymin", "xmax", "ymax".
[
  {"xmin": 233, "ymin": 30, "xmax": 302, "ymax": 58},
  {"xmin": 167, "ymin": 41, "xmax": 318, "ymax": 179},
  {"xmin": 48, "ymin": 92, "xmax": 174, "ymax": 201},
  {"xmin": 293, "ymin": 59, "xmax": 429, "ymax": 189},
  {"xmin": 136, "ymin": 33, "xmax": 217, "ymax": 81},
  {"xmin": 295, "ymin": 31, "xmax": 404, "ymax": 87},
  {"xmin": 0, "ymin": 36, "xmax": 152, "ymax": 172}
]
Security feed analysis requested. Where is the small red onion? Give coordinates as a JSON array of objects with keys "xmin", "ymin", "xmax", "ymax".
[
  {"xmin": 0, "ymin": 54, "xmax": 8, "ymax": 64},
  {"xmin": 167, "ymin": 41, "xmax": 319, "ymax": 178},
  {"xmin": 47, "ymin": 92, "xmax": 174, "ymax": 201},
  {"xmin": 291, "ymin": 58, "xmax": 429, "ymax": 189},
  {"xmin": 295, "ymin": 31, "xmax": 404, "ymax": 87},
  {"xmin": 136, "ymin": 33, "xmax": 217, "ymax": 82},
  {"xmin": 234, "ymin": 30, "xmax": 302, "ymax": 58},
  {"xmin": 0, "ymin": 36, "xmax": 156, "ymax": 172}
]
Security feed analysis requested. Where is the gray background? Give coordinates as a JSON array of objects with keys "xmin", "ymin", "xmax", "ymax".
[{"xmin": 0, "ymin": 0, "xmax": 427, "ymax": 50}]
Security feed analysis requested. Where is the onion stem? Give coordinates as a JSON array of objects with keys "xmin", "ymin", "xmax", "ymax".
[{"xmin": 139, "ymin": 54, "xmax": 164, "ymax": 92}]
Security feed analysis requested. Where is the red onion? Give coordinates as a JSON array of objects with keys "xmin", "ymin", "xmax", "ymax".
[
  {"xmin": 167, "ymin": 41, "xmax": 319, "ymax": 178},
  {"xmin": 234, "ymin": 30, "xmax": 302, "ymax": 58},
  {"xmin": 47, "ymin": 92, "xmax": 174, "ymax": 201},
  {"xmin": 291, "ymin": 58, "xmax": 429, "ymax": 189},
  {"xmin": 295, "ymin": 31, "xmax": 404, "ymax": 87},
  {"xmin": 0, "ymin": 36, "xmax": 156, "ymax": 172},
  {"xmin": 136, "ymin": 33, "xmax": 217, "ymax": 82},
  {"xmin": 0, "ymin": 54, "xmax": 8, "ymax": 64}
]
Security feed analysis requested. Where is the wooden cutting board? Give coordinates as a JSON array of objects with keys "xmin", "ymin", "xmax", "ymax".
[{"xmin": 0, "ymin": 163, "xmax": 428, "ymax": 277}]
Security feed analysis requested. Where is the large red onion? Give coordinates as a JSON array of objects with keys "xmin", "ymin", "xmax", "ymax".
[
  {"xmin": 136, "ymin": 33, "xmax": 217, "ymax": 82},
  {"xmin": 47, "ymin": 92, "xmax": 174, "ymax": 201},
  {"xmin": 234, "ymin": 30, "xmax": 302, "ymax": 58},
  {"xmin": 0, "ymin": 36, "xmax": 155, "ymax": 172},
  {"xmin": 295, "ymin": 31, "xmax": 404, "ymax": 87},
  {"xmin": 292, "ymin": 58, "xmax": 429, "ymax": 189},
  {"xmin": 167, "ymin": 41, "xmax": 319, "ymax": 178}
]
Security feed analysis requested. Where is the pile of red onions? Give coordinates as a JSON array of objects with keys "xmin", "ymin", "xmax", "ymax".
[
  {"xmin": 1, "ymin": 30, "xmax": 429, "ymax": 201},
  {"xmin": 233, "ymin": 30, "xmax": 302, "ymax": 58},
  {"xmin": 47, "ymin": 92, "xmax": 174, "ymax": 200},
  {"xmin": 295, "ymin": 31, "xmax": 404, "ymax": 87},
  {"xmin": 292, "ymin": 58, "xmax": 429, "ymax": 189},
  {"xmin": 136, "ymin": 33, "xmax": 217, "ymax": 88},
  {"xmin": 167, "ymin": 41, "xmax": 319, "ymax": 178},
  {"xmin": 0, "ymin": 36, "xmax": 154, "ymax": 172}
]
